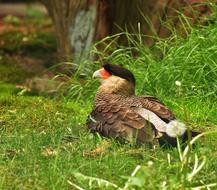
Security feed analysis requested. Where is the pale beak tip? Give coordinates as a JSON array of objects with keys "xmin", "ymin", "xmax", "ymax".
[{"xmin": 92, "ymin": 70, "xmax": 101, "ymax": 78}]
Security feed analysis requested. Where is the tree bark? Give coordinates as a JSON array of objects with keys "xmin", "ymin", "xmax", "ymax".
[{"xmin": 42, "ymin": 0, "xmax": 213, "ymax": 67}]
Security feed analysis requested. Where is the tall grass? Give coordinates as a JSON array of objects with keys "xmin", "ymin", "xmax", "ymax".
[
  {"xmin": 91, "ymin": 23, "xmax": 217, "ymax": 99},
  {"xmin": 68, "ymin": 12, "xmax": 217, "ymax": 105}
]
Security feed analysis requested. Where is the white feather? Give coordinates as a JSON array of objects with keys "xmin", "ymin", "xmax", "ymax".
[
  {"xmin": 134, "ymin": 107, "xmax": 186, "ymax": 137},
  {"xmin": 134, "ymin": 107, "xmax": 167, "ymax": 132},
  {"xmin": 166, "ymin": 120, "xmax": 186, "ymax": 137}
]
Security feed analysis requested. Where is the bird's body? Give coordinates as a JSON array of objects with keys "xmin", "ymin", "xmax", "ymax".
[{"xmin": 87, "ymin": 63, "xmax": 198, "ymax": 147}]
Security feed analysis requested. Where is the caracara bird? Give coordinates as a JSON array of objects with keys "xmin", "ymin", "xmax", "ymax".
[{"xmin": 86, "ymin": 63, "xmax": 199, "ymax": 147}]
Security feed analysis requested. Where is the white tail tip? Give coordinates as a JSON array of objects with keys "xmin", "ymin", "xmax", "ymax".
[{"xmin": 166, "ymin": 120, "xmax": 187, "ymax": 137}]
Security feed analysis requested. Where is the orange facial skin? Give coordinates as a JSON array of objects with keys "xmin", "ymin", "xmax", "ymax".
[{"xmin": 99, "ymin": 68, "xmax": 111, "ymax": 79}]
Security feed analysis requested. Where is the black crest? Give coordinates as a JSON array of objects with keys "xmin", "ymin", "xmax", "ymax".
[{"xmin": 102, "ymin": 63, "xmax": 135, "ymax": 85}]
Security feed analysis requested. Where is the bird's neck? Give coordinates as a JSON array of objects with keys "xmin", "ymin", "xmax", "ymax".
[
  {"xmin": 100, "ymin": 76, "xmax": 135, "ymax": 95},
  {"xmin": 95, "ymin": 76, "xmax": 135, "ymax": 104}
]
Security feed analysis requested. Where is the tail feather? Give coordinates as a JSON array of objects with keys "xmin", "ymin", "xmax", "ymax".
[
  {"xmin": 133, "ymin": 107, "xmax": 200, "ymax": 147},
  {"xmin": 166, "ymin": 120, "xmax": 186, "ymax": 137},
  {"xmin": 158, "ymin": 130, "xmax": 200, "ymax": 147}
]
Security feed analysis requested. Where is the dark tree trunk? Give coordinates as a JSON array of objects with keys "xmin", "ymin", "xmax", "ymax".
[
  {"xmin": 42, "ymin": 0, "xmax": 213, "ymax": 70},
  {"xmin": 42, "ymin": 1, "xmax": 83, "ymax": 61}
]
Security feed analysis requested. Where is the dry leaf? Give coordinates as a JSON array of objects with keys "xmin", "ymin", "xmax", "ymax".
[
  {"xmin": 83, "ymin": 140, "xmax": 112, "ymax": 157},
  {"xmin": 42, "ymin": 147, "xmax": 58, "ymax": 157}
]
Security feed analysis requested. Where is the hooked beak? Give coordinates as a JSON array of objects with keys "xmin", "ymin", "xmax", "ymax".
[{"xmin": 92, "ymin": 69, "xmax": 101, "ymax": 78}]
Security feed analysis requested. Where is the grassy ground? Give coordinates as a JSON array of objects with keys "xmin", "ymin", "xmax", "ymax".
[{"xmin": 0, "ymin": 12, "xmax": 217, "ymax": 190}]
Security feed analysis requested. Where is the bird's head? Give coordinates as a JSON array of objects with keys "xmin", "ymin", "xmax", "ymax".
[{"xmin": 93, "ymin": 63, "xmax": 135, "ymax": 95}]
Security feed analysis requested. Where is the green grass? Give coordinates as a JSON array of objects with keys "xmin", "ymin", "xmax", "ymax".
[
  {"xmin": 1, "ymin": 11, "xmax": 217, "ymax": 190},
  {"xmin": 0, "ymin": 29, "xmax": 56, "ymax": 60},
  {"xmin": 0, "ymin": 57, "xmax": 32, "ymax": 84}
]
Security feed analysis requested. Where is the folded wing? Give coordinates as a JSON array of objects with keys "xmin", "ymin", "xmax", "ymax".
[
  {"xmin": 137, "ymin": 96, "xmax": 176, "ymax": 122},
  {"xmin": 86, "ymin": 102, "xmax": 156, "ymax": 144}
]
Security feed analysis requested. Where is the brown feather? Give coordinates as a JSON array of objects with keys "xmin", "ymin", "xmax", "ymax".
[
  {"xmin": 87, "ymin": 66, "xmax": 182, "ymax": 146},
  {"xmin": 87, "ymin": 101, "xmax": 155, "ymax": 144},
  {"xmin": 136, "ymin": 96, "xmax": 176, "ymax": 122}
]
